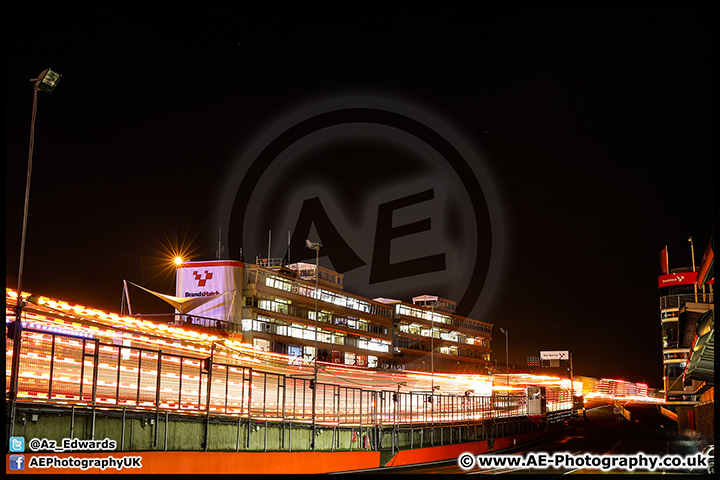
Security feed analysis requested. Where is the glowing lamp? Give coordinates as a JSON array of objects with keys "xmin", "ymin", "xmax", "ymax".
[{"xmin": 37, "ymin": 69, "xmax": 62, "ymax": 94}]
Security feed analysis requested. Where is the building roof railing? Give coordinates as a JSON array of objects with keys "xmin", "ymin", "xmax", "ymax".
[
  {"xmin": 245, "ymin": 267, "xmax": 393, "ymax": 319},
  {"xmin": 660, "ymin": 293, "xmax": 714, "ymax": 311},
  {"xmin": 255, "ymin": 257, "xmax": 285, "ymax": 268},
  {"xmin": 394, "ymin": 302, "xmax": 493, "ymax": 335}
]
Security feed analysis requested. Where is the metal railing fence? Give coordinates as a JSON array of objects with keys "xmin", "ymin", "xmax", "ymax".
[
  {"xmin": 659, "ymin": 292, "xmax": 714, "ymax": 310},
  {"xmin": 6, "ymin": 329, "xmax": 567, "ymax": 427}
]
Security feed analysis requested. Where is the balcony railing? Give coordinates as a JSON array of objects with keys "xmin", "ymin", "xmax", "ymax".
[
  {"xmin": 136, "ymin": 312, "xmax": 245, "ymax": 335},
  {"xmin": 659, "ymin": 292, "xmax": 714, "ymax": 311}
]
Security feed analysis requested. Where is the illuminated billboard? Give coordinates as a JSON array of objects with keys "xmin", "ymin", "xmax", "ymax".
[
  {"xmin": 176, "ymin": 260, "xmax": 244, "ymax": 322},
  {"xmin": 540, "ymin": 350, "xmax": 569, "ymax": 360}
]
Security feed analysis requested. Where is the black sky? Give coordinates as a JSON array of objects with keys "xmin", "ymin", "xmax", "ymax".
[{"xmin": 5, "ymin": 7, "xmax": 715, "ymax": 389}]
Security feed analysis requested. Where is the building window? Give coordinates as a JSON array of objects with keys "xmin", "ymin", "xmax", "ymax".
[{"xmin": 254, "ymin": 338, "xmax": 271, "ymax": 351}]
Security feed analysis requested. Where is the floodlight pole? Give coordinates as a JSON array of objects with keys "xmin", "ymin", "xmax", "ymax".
[
  {"xmin": 500, "ymin": 327, "xmax": 509, "ymax": 390},
  {"xmin": 570, "ymin": 351, "xmax": 575, "ymax": 405},
  {"xmin": 689, "ymin": 237, "xmax": 698, "ymax": 303},
  {"xmin": 9, "ymin": 68, "xmax": 60, "ymax": 442},
  {"xmin": 306, "ymin": 240, "xmax": 321, "ymax": 451},
  {"xmin": 430, "ymin": 301, "xmax": 435, "ymax": 393},
  {"xmin": 429, "ymin": 299, "xmax": 439, "ymax": 431}
]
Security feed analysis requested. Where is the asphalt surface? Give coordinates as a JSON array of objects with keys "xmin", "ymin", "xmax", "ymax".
[{"xmin": 348, "ymin": 400, "xmax": 712, "ymax": 477}]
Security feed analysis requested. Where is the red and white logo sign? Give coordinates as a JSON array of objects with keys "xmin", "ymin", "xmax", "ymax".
[
  {"xmin": 176, "ymin": 261, "xmax": 244, "ymax": 321},
  {"xmin": 540, "ymin": 350, "xmax": 569, "ymax": 360},
  {"xmin": 657, "ymin": 272, "xmax": 697, "ymax": 289},
  {"xmin": 193, "ymin": 270, "xmax": 213, "ymax": 287}
]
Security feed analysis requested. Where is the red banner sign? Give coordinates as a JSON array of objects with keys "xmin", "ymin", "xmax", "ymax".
[
  {"xmin": 657, "ymin": 272, "xmax": 697, "ymax": 289},
  {"xmin": 696, "ymin": 239, "xmax": 714, "ymax": 287}
]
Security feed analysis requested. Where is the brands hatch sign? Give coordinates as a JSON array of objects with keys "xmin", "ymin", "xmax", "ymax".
[
  {"xmin": 175, "ymin": 261, "xmax": 243, "ymax": 321},
  {"xmin": 540, "ymin": 350, "xmax": 569, "ymax": 360},
  {"xmin": 657, "ymin": 272, "xmax": 697, "ymax": 289}
]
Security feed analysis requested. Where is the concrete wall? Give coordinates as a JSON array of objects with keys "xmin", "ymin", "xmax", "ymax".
[
  {"xmin": 693, "ymin": 402, "xmax": 714, "ymax": 445},
  {"xmin": 674, "ymin": 400, "xmax": 715, "ymax": 447},
  {"xmin": 8, "ymin": 405, "xmax": 540, "ymax": 454}
]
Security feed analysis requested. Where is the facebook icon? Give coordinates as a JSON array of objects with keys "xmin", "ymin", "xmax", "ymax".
[{"xmin": 9, "ymin": 455, "xmax": 25, "ymax": 470}]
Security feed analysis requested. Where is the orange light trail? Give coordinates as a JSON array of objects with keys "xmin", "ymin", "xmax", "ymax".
[{"xmin": 6, "ymin": 288, "xmax": 659, "ymax": 422}]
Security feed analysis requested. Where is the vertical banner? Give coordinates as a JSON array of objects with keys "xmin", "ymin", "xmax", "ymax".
[
  {"xmin": 660, "ymin": 246, "xmax": 669, "ymax": 275},
  {"xmin": 696, "ymin": 238, "xmax": 714, "ymax": 287},
  {"xmin": 176, "ymin": 260, "xmax": 244, "ymax": 322}
]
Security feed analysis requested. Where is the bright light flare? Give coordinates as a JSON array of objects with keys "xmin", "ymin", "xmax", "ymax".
[{"xmin": 140, "ymin": 225, "xmax": 204, "ymax": 290}]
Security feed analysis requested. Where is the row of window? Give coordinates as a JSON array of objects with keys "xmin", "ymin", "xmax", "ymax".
[
  {"xmin": 661, "ymin": 321, "xmax": 680, "ymax": 349},
  {"xmin": 246, "ymin": 268, "xmax": 393, "ymax": 318},
  {"xmin": 245, "ymin": 291, "xmax": 488, "ymax": 354},
  {"xmin": 397, "ymin": 322, "xmax": 489, "ymax": 348},
  {"xmin": 395, "ymin": 304, "xmax": 492, "ymax": 334},
  {"xmin": 291, "ymin": 265, "xmax": 343, "ymax": 286},
  {"xmin": 249, "ymin": 296, "xmax": 389, "ymax": 337},
  {"xmin": 413, "ymin": 298, "xmax": 455, "ymax": 310},
  {"xmin": 394, "ymin": 337, "xmax": 491, "ymax": 361},
  {"xmin": 253, "ymin": 339, "xmax": 378, "ymax": 368},
  {"xmin": 242, "ymin": 267, "xmax": 492, "ymax": 365},
  {"xmin": 242, "ymin": 316, "xmax": 391, "ymax": 354}
]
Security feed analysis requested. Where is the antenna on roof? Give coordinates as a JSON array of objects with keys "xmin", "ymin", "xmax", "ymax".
[
  {"xmin": 283, "ymin": 230, "xmax": 291, "ymax": 265},
  {"xmin": 216, "ymin": 227, "xmax": 224, "ymax": 259}
]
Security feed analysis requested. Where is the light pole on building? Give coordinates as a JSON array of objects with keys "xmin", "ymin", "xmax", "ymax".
[
  {"xmin": 570, "ymin": 351, "xmax": 575, "ymax": 405},
  {"xmin": 306, "ymin": 239, "xmax": 321, "ymax": 451},
  {"xmin": 500, "ymin": 327, "xmax": 509, "ymax": 390},
  {"xmin": 689, "ymin": 237, "xmax": 698, "ymax": 302},
  {"xmin": 430, "ymin": 298, "xmax": 437, "ymax": 393}
]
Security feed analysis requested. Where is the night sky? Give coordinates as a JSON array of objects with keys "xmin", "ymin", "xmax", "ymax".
[{"xmin": 5, "ymin": 7, "xmax": 715, "ymax": 389}]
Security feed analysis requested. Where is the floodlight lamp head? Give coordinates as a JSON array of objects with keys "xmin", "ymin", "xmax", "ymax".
[
  {"xmin": 35, "ymin": 68, "xmax": 62, "ymax": 94},
  {"xmin": 305, "ymin": 239, "xmax": 322, "ymax": 250}
]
